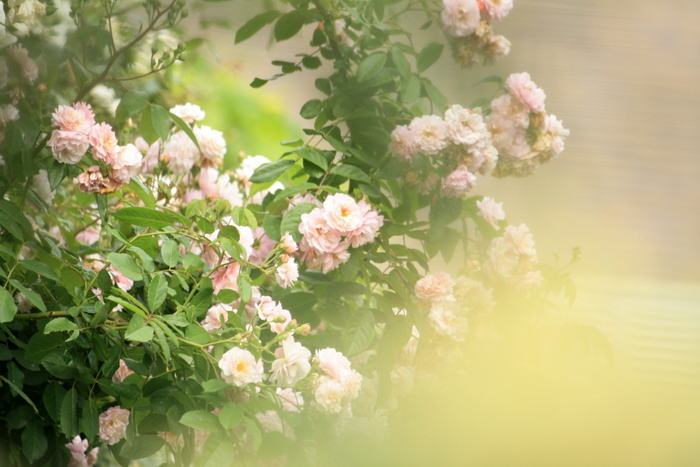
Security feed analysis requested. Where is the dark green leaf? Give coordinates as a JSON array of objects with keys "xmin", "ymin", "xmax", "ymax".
[
  {"xmin": 19, "ymin": 260, "xmax": 60, "ymax": 282},
  {"xmin": 25, "ymin": 332, "xmax": 65, "ymax": 364},
  {"xmin": 0, "ymin": 288, "xmax": 17, "ymax": 323},
  {"xmin": 179, "ymin": 410, "xmax": 223, "ymax": 431},
  {"xmin": 301, "ymin": 55, "xmax": 322, "ymax": 69},
  {"xmin": 42, "ymin": 352, "xmax": 79, "ymax": 379},
  {"xmin": 343, "ymin": 308, "xmax": 375, "ymax": 356},
  {"xmin": 300, "ymin": 99, "xmax": 323, "ymax": 119},
  {"xmin": 43, "ymin": 383, "xmax": 66, "ymax": 423},
  {"xmin": 235, "ymin": 10, "xmax": 281, "ymax": 44},
  {"xmin": 119, "ymin": 435, "xmax": 166, "ymax": 460},
  {"xmin": 116, "ymin": 91, "xmax": 147, "ymax": 121},
  {"xmin": 249, "ymin": 160, "xmax": 295, "ymax": 184},
  {"xmin": 148, "ymin": 273, "xmax": 167, "ymax": 311},
  {"xmin": 60, "ymin": 388, "xmax": 79, "ymax": 438},
  {"xmin": 357, "ymin": 52, "xmax": 387, "ymax": 82},
  {"xmin": 169, "ymin": 112, "xmax": 202, "ymax": 152},
  {"xmin": 329, "ymin": 164, "xmax": 371, "ymax": 183},
  {"xmin": 10, "ymin": 280, "xmax": 46, "ymax": 312},
  {"xmin": 21, "ymin": 422, "xmax": 47, "ymax": 464},
  {"xmin": 295, "ymin": 148, "xmax": 328, "ymax": 171},
  {"xmin": 274, "ymin": 10, "xmax": 305, "ymax": 41},
  {"xmin": 315, "ymin": 78, "xmax": 331, "ymax": 95},
  {"xmin": 81, "ymin": 399, "xmax": 99, "ymax": 440},
  {"xmin": 113, "ymin": 207, "xmax": 176, "ymax": 229}
]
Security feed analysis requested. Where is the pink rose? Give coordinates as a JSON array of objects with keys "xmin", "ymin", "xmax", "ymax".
[
  {"xmin": 441, "ymin": 164, "xmax": 476, "ymax": 197},
  {"xmin": 49, "ymin": 130, "xmax": 89, "ymax": 164},
  {"xmin": 88, "ymin": 123, "xmax": 119, "ymax": 165},
  {"xmin": 441, "ymin": 0, "xmax": 481, "ymax": 38},
  {"xmin": 210, "ymin": 260, "xmax": 241, "ymax": 294},
  {"xmin": 415, "ymin": 272, "xmax": 454, "ymax": 300},
  {"xmin": 506, "ymin": 72, "xmax": 547, "ymax": 114},
  {"xmin": 323, "ymin": 194, "xmax": 362, "ymax": 234},
  {"xmin": 299, "ymin": 208, "xmax": 341, "ymax": 253},
  {"xmin": 98, "ymin": 406, "xmax": 130, "ymax": 445},
  {"xmin": 346, "ymin": 200, "xmax": 384, "ymax": 248}
]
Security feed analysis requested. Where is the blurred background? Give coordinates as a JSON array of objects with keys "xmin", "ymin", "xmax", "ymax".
[{"xmin": 178, "ymin": 1, "xmax": 700, "ymax": 464}]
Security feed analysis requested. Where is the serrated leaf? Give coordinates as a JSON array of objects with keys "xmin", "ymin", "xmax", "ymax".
[
  {"xmin": 139, "ymin": 105, "xmax": 159, "ymax": 144},
  {"xmin": 19, "ymin": 260, "xmax": 60, "ymax": 282},
  {"xmin": 43, "ymin": 383, "xmax": 66, "ymax": 423},
  {"xmin": 21, "ymin": 422, "xmax": 47, "ymax": 464},
  {"xmin": 81, "ymin": 398, "xmax": 99, "ymax": 440},
  {"xmin": 151, "ymin": 104, "xmax": 171, "ymax": 142},
  {"xmin": 42, "ymin": 352, "xmax": 79, "ymax": 379},
  {"xmin": 416, "ymin": 42, "xmax": 444, "ymax": 72},
  {"xmin": 107, "ymin": 253, "xmax": 143, "ymax": 281},
  {"xmin": 10, "ymin": 280, "xmax": 46, "ymax": 312},
  {"xmin": 343, "ymin": 308, "xmax": 375, "ymax": 356},
  {"xmin": 25, "ymin": 332, "xmax": 65, "ymax": 364},
  {"xmin": 119, "ymin": 435, "xmax": 166, "ymax": 460},
  {"xmin": 161, "ymin": 239, "xmax": 180, "ymax": 268},
  {"xmin": 0, "ymin": 288, "xmax": 18, "ymax": 322},
  {"xmin": 391, "ymin": 47, "xmax": 411, "ymax": 78},
  {"xmin": 357, "ymin": 52, "xmax": 387, "ymax": 82},
  {"xmin": 60, "ymin": 388, "xmax": 79, "ymax": 438},
  {"xmin": 125, "ymin": 315, "xmax": 154, "ymax": 342},
  {"xmin": 148, "ymin": 273, "xmax": 167, "ymax": 311},
  {"xmin": 179, "ymin": 410, "xmax": 223, "ymax": 432},
  {"xmin": 249, "ymin": 159, "xmax": 295, "ymax": 184},
  {"xmin": 235, "ymin": 10, "xmax": 281, "ymax": 44},
  {"xmin": 113, "ymin": 207, "xmax": 177, "ymax": 229},
  {"xmin": 237, "ymin": 276, "xmax": 252, "ymax": 304},
  {"xmin": 43, "ymin": 318, "xmax": 78, "ymax": 333},
  {"xmin": 218, "ymin": 403, "xmax": 244, "ymax": 430},
  {"xmin": 128, "ymin": 178, "xmax": 156, "ymax": 209},
  {"xmin": 329, "ymin": 164, "xmax": 371, "ymax": 183},
  {"xmin": 423, "ymin": 79, "xmax": 448, "ymax": 111}
]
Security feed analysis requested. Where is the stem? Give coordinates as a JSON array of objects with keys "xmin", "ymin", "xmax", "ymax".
[
  {"xmin": 311, "ymin": 0, "xmax": 344, "ymax": 60},
  {"xmin": 13, "ymin": 311, "xmax": 71, "ymax": 320}
]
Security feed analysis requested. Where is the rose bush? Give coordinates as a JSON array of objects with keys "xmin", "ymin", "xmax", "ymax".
[{"xmin": 0, "ymin": 0, "xmax": 577, "ymax": 465}]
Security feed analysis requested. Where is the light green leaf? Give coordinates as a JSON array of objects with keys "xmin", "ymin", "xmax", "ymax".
[
  {"xmin": 107, "ymin": 253, "xmax": 143, "ymax": 281},
  {"xmin": 0, "ymin": 288, "xmax": 17, "ymax": 323},
  {"xmin": 357, "ymin": 52, "xmax": 387, "ymax": 82},
  {"xmin": 329, "ymin": 164, "xmax": 371, "ymax": 183},
  {"xmin": 179, "ymin": 410, "xmax": 223, "ymax": 432},
  {"xmin": 295, "ymin": 148, "xmax": 328, "ymax": 171},
  {"xmin": 391, "ymin": 47, "xmax": 411, "ymax": 78},
  {"xmin": 148, "ymin": 273, "xmax": 167, "ymax": 311},
  {"xmin": 416, "ymin": 42, "xmax": 444, "ymax": 72},
  {"xmin": 9, "ymin": 280, "xmax": 46, "ymax": 312},
  {"xmin": 125, "ymin": 315, "xmax": 154, "ymax": 342},
  {"xmin": 116, "ymin": 91, "xmax": 147, "ymax": 121},
  {"xmin": 235, "ymin": 10, "xmax": 281, "ymax": 44},
  {"xmin": 249, "ymin": 159, "xmax": 295, "ymax": 184},
  {"xmin": 19, "ymin": 260, "xmax": 60, "ymax": 282},
  {"xmin": 218, "ymin": 402, "xmax": 244, "ymax": 430},
  {"xmin": 300, "ymin": 99, "xmax": 323, "ymax": 119},
  {"xmin": 151, "ymin": 104, "xmax": 171, "ymax": 142},
  {"xmin": 161, "ymin": 239, "xmax": 180, "ymax": 268},
  {"xmin": 43, "ymin": 318, "xmax": 78, "ymax": 333},
  {"xmin": 280, "ymin": 202, "xmax": 316, "ymax": 242},
  {"xmin": 343, "ymin": 308, "xmax": 376, "ymax": 356},
  {"xmin": 128, "ymin": 178, "xmax": 156, "ymax": 209},
  {"xmin": 202, "ymin": 380, "xmax": 229, "ymax": 393},
  {"xmin": 113, "ymin": 206, "xmax": 177, "ymax": 229}
]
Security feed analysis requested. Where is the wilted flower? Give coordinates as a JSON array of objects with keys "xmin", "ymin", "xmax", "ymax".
[{"xmin": 112, "ymin": 359, "xmax": 135, "ymax": 383}]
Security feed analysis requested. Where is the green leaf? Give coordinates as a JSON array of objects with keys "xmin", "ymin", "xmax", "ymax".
[
  {"xmin": 324, "ymin": 282, "xmax": 367, "ymax": 298},
  {"xmin": 151, "ymin": 322, "xmax": 171, "ymax": 361},
  {"xmin": 295, "ymin": 148, "xmax": 328, "ymax": 170},
  {"xmin": 216, "ymin": 289, "xmax": 239, "ymax": 304},
  {"xmin": 119, "ymin": 435, "xmax": 166, "ymax": 460},
  {"xmin": 279, "ymin": 292, "xmax": 317, "ymax": 314},
  {"xmin": 280, "ymin": 202, "xmax": 316, "ymax": 242},
  {"xmin": 402, "ymin": 74, "xmax": 421, "ymax": 103},
  {"xmin": 262, "ymin": 214, "xmax": 282, "ymax": 242},
  {"xmin": 43, "ymin": 383, "xmax": 66, "ymax": 423},
  {"xmin": 113, "ymin": 207, "xmax": 177, "ymax": 229},
  {"xmin": 21, "ymin": 422, "xmax": 47, "ymax": 464},
  {"xmin": 244, "ymin": 417, "xmax": 262, "ymax": 451},
  {"xmin": 60, "ymin": 388, "xmax": 79, "ymax": 438},
  {"xmin": 188, "ymin": 288, "xmax": 214, "ymax": 322},
  {"xmin": 219, "ymin": 403, "xmax": 244, "ymax": 430},
  {"xmin": 179, "ymin": 410, "xmax": 223, "ymax": 432},
  {"xmin": 125, "ymin": 315, "xmax": 154, "ymax": 342},
  {"xmin": 42, "ymin": 352, "xmax": 79, "ymax": 379},
  {"xmin": 274, "ymin": 10, "xmax": 305, "ymax": 42},
  {"xmin": 113, "ymin": 382, "xmax": 141, "ymax": 400},
  {"xmin": 48, "ymin": 160, "xmax": 66, "ymax": 191},
  {"xmin": 423, "ymin": 79, "xmax": 448, "ymax": 111},
  {"xmin": 116, "ymin": 91, "xmax": 147, "ymax": 121},
  {"xmin": 237, "ymin": 276, "xmax": 252, "ymax": 304},
  {"xmin": 315, "ymin": 78, "xmax": 332, "ymax": 95},
  {"xmin": 416, "ymin": 42, "xmax": 444, "ymax": 72},
  {"xmin": 302, "ymin": 55, "xmax": 322, "ymax": 69},
  {"xmin": 81, "ymin": 398, "xmax": 99, "ymax": 441},
  {"xmin": 329, "ymin": 164, "xmax": 371, "ymax": 183},
  {"xmin": 0, "ymin": 288, "xmax": 17, "ymax": 323},
  {"xmin": 300, "ymin": 99, "xmax": 323, "ymax": 119},
  {"xmin": 357, "ymin": 52, "xmax": 387, "ymax": 82},
  {"xmin": 107, "ymin": 253, "xmax": 143, "ymax": 281},
  {"xmin": 19, "ymin": 260, "xmax": 60, "ymax": 282},
  {"xmin": 9, "ymin": 280, "xmax": 46, "ymax": 312},
  {"xmin": 25, "ymin": 332, "xmax": 65, "ymax": 364},
  {"xmin": 43, "ymin": 318, "xmax": 78, "ymax": 333},
  {"xmin": 148, "ymin": 273, "xmax": 168, "ymax": 311},
  {"xmin": 170, "ymin": 111, "xmax": 202, "ymax": 152},
  {"xmin": 161, "ymin": 239, "xmax": 180, "ymax": 268},
  {"xmin": 204, "ymin": 442, "xmax": 237, "ymax": 467},
  {"xmin": 236, "ymin": 10, "xmax": 281, "ymax": 44},
  {"xmin": 128, "ymin": 178, "xmax": 156, "ymax": 209},
  {"xmin": 185, "ymin": 324, "xmax": 211, "ymax": 345},
  {"xmin": 139, "ymin": 105, "xmax": 159, "ymax": 144},
  {"xmin": 249, "ymin": 159, "xmax": 295, "ymax": 184},
  {"xmin": 151, "ymin": 104, "xmax": 171, "ymax": 142},
  {"xmin": 391, "ymin": 47, "xmax": 411, "ymax": 78},
  {"xmin": 473, "ymin": 74, "xmax": 504, "ymax": 87},
  {"xmin": 202, "ymin": 379, "xmax": 229, "ymax": 393},
  {"xmin": 0, "ymin": 375, "xmax": 38, "ymax": 414},
  {"xmin": 343, "ymin": 308, "xmax": 375, "ymax": 356}
]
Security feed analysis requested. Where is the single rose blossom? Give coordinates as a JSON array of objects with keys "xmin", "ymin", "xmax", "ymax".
[
  {"xmin": 194, "ymin": 125, "xmax": 226, "ymax": 167},
  {"xmin": 476, "ymin": 196, "xmax": 505, "ymax": 229},
  {"xmin": 415, "ymin": 272, "xmax": 454, "ymax": 300},
  {"xmin": 346, "ymin": 200, "xmax": 384, "ymax": 248},
  {"xmin": 210, "ymin": 260, "xmax": 241, "ymax": 294},
  {"xmin": 270, "ymin": 339, "xmax": 312, "ymax": 387},
  {"xmin": 441, "ymin": 0, "xmax": 481, "ymax": 38},
  {"xmin": 408, "ymin": 115, "xmax": 448, "ymax": 155},
  {"xmin": 170, "ymin": 103, "xmax": 205, "ymax": 123},
  {"xmin": 218, "ymin": 347, "xmax": 264, "ymax": 387},
  {"xmin": 201, "ymin": 303, "xmax": 232, "ymax": 332},
  {"xmin": 276, "ymin": 257, "xmax": 299, "ymax": 289},
  {"xmin": 98, "ymin": 406, "xmax": 130, "ymax": 445},
  {"xmin": 65, "ymin": 435, "xmax": 99, "ymax": 467},
  {"xmin": 481, "ymin": 0, "xmax": 513, "ymax": 21},
  {"xmin": 112, "ymin": 359, "xmax": 135, "ymax": 383},
  {"xmin": 299, "ymin": 208, "xmax": 342, "ymax": 253},
  {"xmin": 89, "ymin": 123, "xmax": 119, "ymax": 165},
  {"xmin": 313, "ymin": 377, "xmax": 346, "ymax": 414},
  {"xmin": 52, "ymin": 103, "xmax": 94, "ymax": 135},
  {"xmin": 112, "ymin": 143, "xmax": 143, "ymax": 171},
  {"xmin": 163, "ymin": 130, "xmax": 199, "ymax": 175},
  {"xmin": 444, "ymin": 105, "xmax": 488, "ymax": 146},
  {"xmin": 49, "ymin": 130, "xmax": 89, "ymax": 164},
  {"xmin": 276, "ymin": 388, "xmax": 305, "ymax": 412},
  {"xmin": 506, "ymin": 72, "xmax": 547, "ymax": 114},
  {"xmin": 389, "ymin": 124, "xmax": 417, "ymax": 161},
  {"xmin": 315, "ymin": 348, "xmax": 352, "ymax": 380},
  {"xmin": 323, "ymin": 193, "xmax": 362, "ymax": 233},
  {"xmin": 441, "ymin": 164, "xmax": 476, "ymax": 197},
  {"xmin": 280, "ymin": 232, "xmax": 298, "ymax": 254}
]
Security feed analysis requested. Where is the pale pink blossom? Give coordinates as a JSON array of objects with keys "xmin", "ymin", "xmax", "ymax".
[
  {"xmin": 441, "ymin": 164, "xmax": 476, "ymax": 197},
  {"xmin": 476, "ymin": 196, "xmax": 505, "ymax": 229},
  {"xmin": 269, "ymin": 308, "xmax": 293, "ymax": 335},
  {"xmin": 49, "ymin": 130, "xmax": 89, "ymax": 164},
  {"xmin": 201, "ymin": 303, "xmax": 232, "ymax": 332},
  {"xmin": 541, "ymin": 114, "xmax": 570, "ymax": 158},
  {"xmin": 503, "ymin": 224, "xmax": 537, "ymax": 257},
  {"xmin": 276, "ymin": 257, "xmax": 299, "ymax": 289},
  {"xmin": 0, "ymin": 104, "xmax": 18, "ymax": 127},
  {"xmin": 108, "ymin": 265, "xmax": 133, "ymax": 292},
  {"xmin": 194, "ymin": 125, "xmax": 226, "ymax": 167},
  {"xmin": 256, "ymin": 296, "xmax": 281, "ymax": 321},
  {"xmin": 137, "ymin": 138, "xmax": 160, "ymax": 174},
  {"xmin": 271, "ymin": 339, "xmax": 312, "ymax": 387},
  {"xmin": 441, "ymin": 0, "xmax": 480, "ymax": 37},
  {"xmin": 76, "ymin": 226, "xmax": 100, "ymax": 244},
  {"xmin": 415, "ymin": 272, "xmax": 454, "ymax": 300},
  {"xmin": 210, "ymin": 260, "xmax": 241, "ymax": 294},
  {"xmin": 315, "ymin": 348, "xmax": 352, "ymax": 380},
  {"xmin": 429, "ymin": 295, "xmax": 468, "ymax": 341},
  {"xmin": 318, "ymin": 241, "xmax": 351, "ymax": 273},
  {"xmin": 323, "ymin": 194, "xmax": 362, "ymax": 233},
  {"xmin": 218, "ymin": 347, "xmax": 264, "ymax": 387},
  {"xmin": 98, "ymin": 406, "xmax": 130, "ymax": 445},
  {"xmin": 276, "ymin": 388, "xmax": 305, "ymax": 412},
  {"xmin": 112, "ymin": 143, "xmax": 143, "ymax": 171},
  {"xmin": 183, "ymin": 189, "xmax": 204, "ymax": 204},
  {"xmin": 506, "ymin": 72, "xmax": 547, "ymax": 114},
  {"xmin": 280, "ymin": 232, "xmax": 297, "ymax": 253},
  {"xmin": 408, "ymin": 115, "xmax": 448, "ymax": 155},
  {"xmin": 299, "ymin": 208, "xmax": 341, "ymax": 253},
  {"xmin": 256, "ymin": 410, "xmax": 284, "ymax": 434},
  {"xmin": 481, "ymin": 0, "xmax": 513, "ymax": 21},
  {"xmin": 52, "ymin": 103, "xmax": 94, "ymax": 134},
  {"xmin": 88, "ymin": 123, "xmax": 119, "ymax": 165},
  {"xmin": 112, "ymin": 359, "xmax": 135, "ymax": 383},
  {"xmin": 444, "ymin": 105, "xmax": 488, "ymax": 146},
  {"xmin": 489, "ymin": 94, "xmax": 530, "ymax": 129},
  {"xmin": 8, "ymin": 45, "xmax": 38, "ymax": 82},
  {"xmin": 163, "ymin": 131, "xmax": 199, "ymax": 175},
  {"xmin": 313, "ymin": 377, "xmax": 346, "ymax": 413},
  {"xmin": 346, "ymin": 200, "xmax": 384, "ymax": 248},
  {"xmin": 235, "ymin": 155, "xmax": 271, "ymax": 190},
  {"xmin": 170, "ymin": 103, "xmax": 205, "ymax": 124},
  {"xmin": 389, "ymin": 124, "xmax": 417, "ymax": 161},
  {"xmin": 65, "ymin": 435, "xmax": 99, "ymax": 467}
]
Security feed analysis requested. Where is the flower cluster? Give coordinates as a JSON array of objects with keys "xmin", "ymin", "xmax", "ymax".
[
  {"xmin": 390, "ymin": 105, "xmax": 496, "ymax": 197},
  {"xmin": 441, "ymin": 0, "xmax": 513, "ymax": 67},
  {"xmin": 65, "ymin": 436, "xmax": 99, "ymax": 467},
  {"xmin": 484, "ymin": 223, "xmax": 543, "ymax": 287},
  {"xmin": 488, "ymin": 72, "xmax": 570, "ymax": 177},
  {"xmin": 298, "ymin": 193, "xmax": 384, "ymax": 273},
  {"xmin": 312, "ymin": 348, "xmax": 363, "ymax": 414}
]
